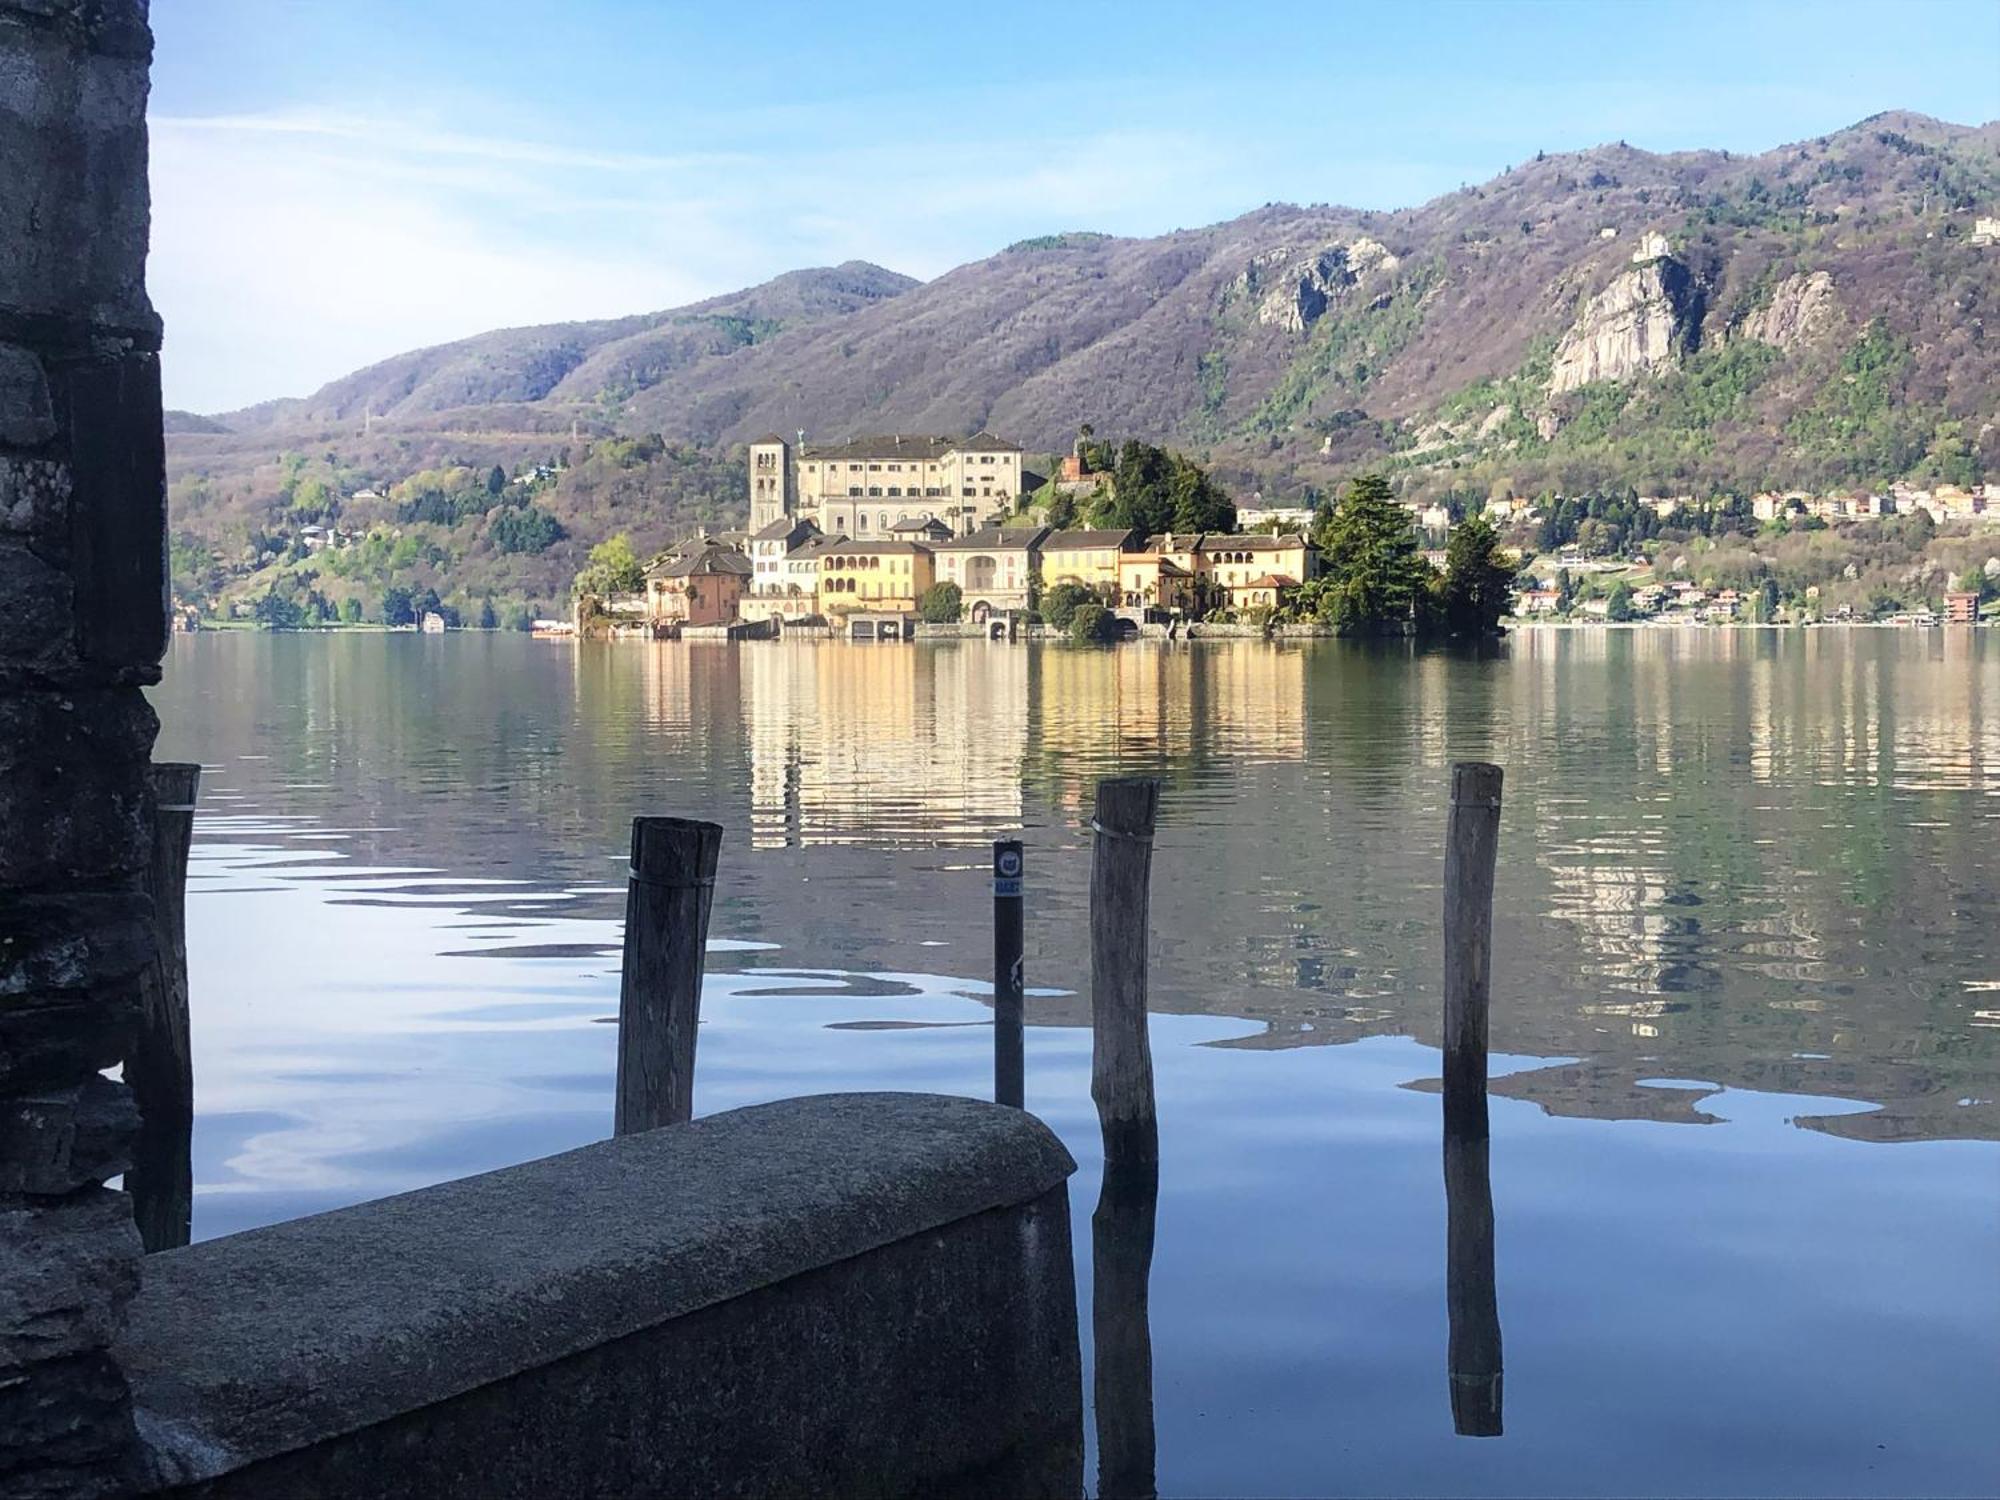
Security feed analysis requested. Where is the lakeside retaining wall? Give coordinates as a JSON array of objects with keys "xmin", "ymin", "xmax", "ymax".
[{"xmin": 121, "ymin": 1093, "xmax": 1083, "ymax": 1498}]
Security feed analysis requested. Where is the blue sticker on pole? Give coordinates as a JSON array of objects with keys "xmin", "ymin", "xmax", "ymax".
[{"xmin": 993, "ymin": 844, "xmax": 1023, "ymax": 897}]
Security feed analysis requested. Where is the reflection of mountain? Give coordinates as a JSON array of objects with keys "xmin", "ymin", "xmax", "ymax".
[{"xmin": 150, "ymin": 630, "xmax": 2000, "ymax": 1143}]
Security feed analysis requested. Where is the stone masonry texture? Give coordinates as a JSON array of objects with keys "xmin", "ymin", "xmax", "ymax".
[{"xmin": 1, "ymin": 2, "xmax": 163, "ymax": 1495}]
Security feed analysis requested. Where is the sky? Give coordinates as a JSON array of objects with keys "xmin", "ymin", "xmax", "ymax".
[{"xmin": 149, "ymin": 0, "xmax": 2000, "ymax": 413}]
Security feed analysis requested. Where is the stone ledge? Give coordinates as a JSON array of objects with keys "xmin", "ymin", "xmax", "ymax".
[{"xmin": 119, "ymin": 1092, "xmax": 1077, "ymax": 1488}]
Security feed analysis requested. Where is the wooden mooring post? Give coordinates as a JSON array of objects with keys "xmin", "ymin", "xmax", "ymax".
[
  {"xmin": 992, "ymin": 839, "xmax": 1025, "ymax": 1109},
  {"xmin": 1090, "ymin": 776, "xmax": 1161, "ymax": 1167},
  {"xmin": 128, "ymin": 761, "xmax": 201, "ymax": 1253},
  {"xmin": 1088, "ymin": 774, "xmax": 1163, "ymax": 1497},
  {"xmin": 615, "ymin": 817, "xmax": 723, "ymax": 1135},
  {"xmin": 1442, "ymin": 759, "xmax": 1504, "ymax": 1435},
  {"xmin": 1442, "ymin": 762, "xmax": 1502, "ymax": 1141}
]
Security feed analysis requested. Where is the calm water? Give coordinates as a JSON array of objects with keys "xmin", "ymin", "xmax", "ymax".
[{"xmin": 149, "ymin": 630, "xmax": 1999, "ymax": 1497}]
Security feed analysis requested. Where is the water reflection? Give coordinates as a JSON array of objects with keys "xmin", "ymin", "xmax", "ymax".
[
  {"xmin": 1092, "ymin": 1150, "xmax": 1161, "ymax": 1500},
  {"xmin": 1444, "ymin": 1130, "xmax": 1503, "ymax": 1437}
]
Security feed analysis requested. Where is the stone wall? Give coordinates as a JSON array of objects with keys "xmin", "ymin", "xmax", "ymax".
[
  {"xmin": 120, "ymin": 1094, "xmax": 1083, "ymax": 1499},
  {"xmin": 1, "ymin": 2, "xmax": 163, "ymax": 1494}
]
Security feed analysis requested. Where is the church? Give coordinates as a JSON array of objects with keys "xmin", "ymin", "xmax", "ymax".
[{"xmin": 747, "ymin": 431, "xmax": 1028, "ymax": 538}]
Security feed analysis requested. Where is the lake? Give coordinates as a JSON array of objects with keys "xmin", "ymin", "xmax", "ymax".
[{"xmin": 148, "ymin": 628, "xmax": 1999, "ymax": 1498}]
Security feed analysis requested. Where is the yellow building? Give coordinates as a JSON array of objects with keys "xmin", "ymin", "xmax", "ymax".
[
  {"xmin": 817, "ymin": 540, "xmax": 936, "ymax": 615},
  {"xmin": 1117, "ymin": 553, "xmax": 1195, "ymax": 613},
  {"xmin": 1040, "ymin": 528, "xmax": 1140, "ymax": 595},
  {"xmin": 748, "ymin": 432, "xmax": 1025, "ymax": 537},
  {"xmin": 1148, "ymin": 531, "xmax": 1318, "ymax": 610}
]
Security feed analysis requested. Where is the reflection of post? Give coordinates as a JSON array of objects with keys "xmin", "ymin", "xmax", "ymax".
[
  {"xmin": 992, "ymin": 839, "xmax": 1025, "ymax": 1108},
  {"xmin": 1445, "ymin": 1130, "xmax": 1503, "ymax": 1436},
  {"xmin": 129, "ymin": 762, "xmax": 201, "ymax": 1253},
  {"xmin": 1442, "ymin": 762, "xmax": 1502, "ymax": 1141},
  {"xmin": 1442, "ymin": 760, "xmax": 1503, "ymax": 1435},
  {"xmin": 1090, "ymin": 777, "xmax": 1160, "ymax": 1166},
  {"xmin": 615, "ymin": 817, "xmax": 723, "ymax": 1135},
  {"xmin": 1093, "ymin": 1150, "xmax": 1160, "ymax": 1500}
]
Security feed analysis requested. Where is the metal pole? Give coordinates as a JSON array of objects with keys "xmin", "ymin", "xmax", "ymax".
[{"xmin": 993, "ymin": 839, "xmax": 1025, "ymax": 1108}]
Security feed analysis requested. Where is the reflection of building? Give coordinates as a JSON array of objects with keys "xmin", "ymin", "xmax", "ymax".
[
  {"xmin": 741, "ymin": 643, "xmax": 1028, "ymax": 848},
  {"xmin": 933, "ymin": 526, "xmax": 1047, "ymax": 619},
  {"xmin": 749, "ymin": 432, "xmax": 1025, "ymax": 538}
]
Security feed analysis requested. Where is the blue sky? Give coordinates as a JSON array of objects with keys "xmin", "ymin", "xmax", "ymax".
[{"xmin": 150, "ymin": 0, "xmax": 1999, "ymax": 411}]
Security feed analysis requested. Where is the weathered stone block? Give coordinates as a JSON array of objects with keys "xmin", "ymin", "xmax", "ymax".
[
  {"xmin": 0, "ymin": 689, "xmax": 155, "ymax": 885},
  {"xmin": 0, "ymin": 987, "xmax": 141, "ymax": 1094},
  {"xmin": 0, "ymin": 339, "xmax": 56, "ymax": 444},
  {"xmin": 0, "ymin": 537, "xmax": 77, "ymax": 674},
  {"xmin": 0, "ymin": 454, "xmax": 71, "ymax": 549},
  {"xmin": 0, "ymin": 889, "xmax": 152, "ymax": 999},
  {"xmin": 0, "ymin": 1349, "xmax": 136, "ymax": 1498},
  {"xmin": 0, "ymin": 1186, "xmax": 141, "ymax": 1366},
  {"xmin": 47, "ymin": 350, "xmax": 167, "ymax": 675},
  {"xmin": 0, "ymin": 1076, "xmax": 137, "ymax": 1193},
  {"xmin": 0, "ymin": 16, "xmax": 155, "ymax": 331}
]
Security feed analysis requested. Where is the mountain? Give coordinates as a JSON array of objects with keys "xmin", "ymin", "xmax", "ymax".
[{"xmin": 165, "ymin": 112, "xmax": 2000, "ymax": 613}]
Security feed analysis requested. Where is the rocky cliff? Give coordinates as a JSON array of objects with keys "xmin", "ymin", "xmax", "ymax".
[{"xmin": 168, "ymin": 110, "xmax": 2000, "ymax": 533}]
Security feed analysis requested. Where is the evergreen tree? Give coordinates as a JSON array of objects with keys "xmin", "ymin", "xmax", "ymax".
[
  {"xmin": 1314, "ymin": 475, "xmax": 1428, "ymax": 635},
  {"xmin": 1439, "ymin": 514, "xmax": 1516, "ymax": 637}
]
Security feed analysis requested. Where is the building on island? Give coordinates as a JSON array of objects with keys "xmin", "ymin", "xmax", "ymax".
[
  {"xmin": 749, "ymin": 432, "xmax": 1026, "ymax": 538},
  {"xmin": 1944, "ymin": 590, "xmax": 1981, "ymax": 625},
  {"xmin": 932, "ymin": 526, "xmax": 1049, "ymax": 620},
  {"xmin": 817, "ymin": 540, "xmax": 936, "ymax": 616},
  {"xmin": 1118, "ymin": 552, "xmax": 1196, "ymax": 614},
  {"xmin": 645, "ymin": 543, "xmax": 752, "ymax": 628},
  {"xmin": 740, "ymin": 517, "xmax": 832, "ymax": 625},
  {"xmin": 1040, "ymin": 528, "xmax": 1142, "ymax": 594}
]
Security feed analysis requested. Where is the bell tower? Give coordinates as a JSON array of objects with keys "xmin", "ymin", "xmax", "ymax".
[{"xmin": 748, "ymin": 434, "xmax": 793, "ymax": 530}]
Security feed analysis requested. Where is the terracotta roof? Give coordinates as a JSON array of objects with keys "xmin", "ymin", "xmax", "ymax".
[
  {"xmin": 1238, "ymin": 573, "xmax": 1299, "ymax": 590},
  {"xmin": 932, "ymin": 525, "xmax": 1051, "ymax": 551},
  {"xmin": 751, "ymin": 432, "xmax": 788, "ymax": 446},
  {"xmin": 888, "ymin": 517, "xmax": 951, "ymax": 536},
  {"xmin": 752, "ymin": 516, "xmax": 816, "ymax": 542}
]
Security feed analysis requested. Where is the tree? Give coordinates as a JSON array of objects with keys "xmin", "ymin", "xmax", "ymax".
[
  {"xmin": 1439, "ymin": 514, "xmax": 1516, "ymax": 637},
  {"xmin": 379, "ymin": 583, "xmax": 415, "ymax": 626},
  {"xmin": 252, "ymin": 589, "xmax": 304, "ymax": 630},
  {"xmin": 1313, "ymin": 474, "xmax": 1429, "ymax": 636},
  {"xmin": 1555, "ymin": 568, "xmax": 1577, "ymax": 613},
  {"xmin": 338, "ymin": 596, "xmax": 363, "ymax": 625},
  {"xmin": 487, "ymin": 464, "xmax": 508, "ymax": 496},
  {"xmin": 1605, "ymin": 582, "xmax": 1636, "ymax": 621},
  {"xmin": 477, "ymin": 596, "xmax": 499, "ymax": 630},
  {"xmin": 1042, "ymin": 581, "xmax": 1096, "ymax": 630},
  {"xmin": 572, "ymin": 532, "xmax": 645, "ymax": 598},
  {"xmin": 1067, "ymin": 602, "xmax": 1115, "ymax": 645},
  {"xmin": 918, "ymin": 580, "xmax": 962, "ymax": 624},
  {"xmin": 1756, "ymin": 577, "xmax": 1780, "ymax": 621}
]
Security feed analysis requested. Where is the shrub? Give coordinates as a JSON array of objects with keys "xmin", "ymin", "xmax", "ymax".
[
  {"xmin": 1043, "ymin": 581, "xmax": 1096, "ymax": 629},
  {"xmin": 1067, "ymin": 602, "xmax": 1115, "ymax": 645},
  {"xmin": 918, "ymin": 580, "xmax": 962, "ymax": 624}
]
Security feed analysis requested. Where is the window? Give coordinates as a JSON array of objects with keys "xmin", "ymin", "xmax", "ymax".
[
  {"xmin": 888, "ymin": 464, "xmax": 901, "ymax": 472},
  {"xmin": 887, "ymin": 486, "xmax": 901, "ymax": 497},
  {"xmin": 867, "ymin": 486, "xmax": 882, "ymax": 497},
  {"xmin": 878, "ymin": 513, "xmax": 888, "ymax": 529},
  {"xmin": 849, "ymin": 463, "xmax": 863, "ymax": 472},
  {"xmin": 868, "ymin": 463, "xmax": 881, "ymax": 471},
  {"xmin": 962, "ymin": 487, "xmax": 975, "ymax": 497},
  {"xmin": 857, "ymin": 515, "xmax": 870, "ymax": 532},
  {"xmin": 848, "ymin": 486, "xmax": 862, "ymax": 497},
  {"xmin": 981, "ymin": 456, "xmax": 994, "ymax": 465}
]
